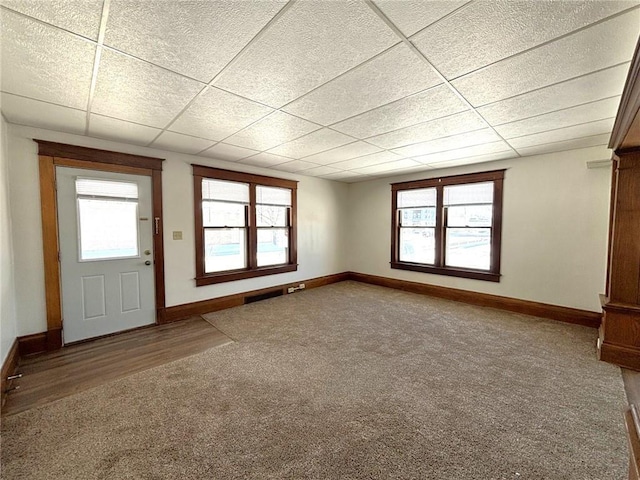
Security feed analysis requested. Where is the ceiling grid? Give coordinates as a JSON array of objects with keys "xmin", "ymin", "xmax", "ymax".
[{"xmin": 1, "ymin": 0, "xmax": 638, "ymax": 181}]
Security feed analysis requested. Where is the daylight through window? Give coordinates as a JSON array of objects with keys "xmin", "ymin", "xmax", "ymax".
[
  {"xmin": 193, "ymin": 165, "xmax": 297, "ymax": 286},
  {"xmin": 391, "ymin": 170, "xmax": 504, "ymax": 282}
]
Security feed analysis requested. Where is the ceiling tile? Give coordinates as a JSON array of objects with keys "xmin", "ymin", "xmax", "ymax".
[
  {"xmin": 495, "ymin": 97, "xmax": 620, "ymax": 138},
  {"xmin": 0, "ymin": 10, "xmax": 95, "ymax": 109},
  {"xmin": 200, "ymin": 143, "xmax": 259, "ymax": 162},
  {"xmin": 413, "ymin": 0, "xmax": 636, "ymax": 80},
  {"xmin": 2, "ymin": 0, "xmax": 103, "ymax": 39},
  {"xmin": 451, "ymin": 9, "xmax": 640, "ymax": 106},
  {"xmin": 366, "ymin": 110, "xmax": 486, "ymax": 149},
  {"xmin": 477, "ymin": 63, "xmax": 630, "ymax": 125},
  {"xmin": 92, "ymin": 49, "xmax": 204, "ymax": 128},
  {"xmin": 506, "ymin": 118, "xmax": 615, "ymax": 149},
  {"xmin": 150, "ymin": 131, "xmax": 215, "ymax": 155},
  {"xmin": 425, "ymin": 150, "xmax": 516, "ymax": 169},
  {"xmin": 299, "ymin": 165, "xmax": 342, "ymax": 177},
  {"xmin": 1, "ymin": 93, "xmax": 86, "ymax": 134},
  {"xmin": 268, "ymin": 128, "xmax": 354, "ymax": 158},
  {"xmin": 328, "ymin": 151, "xmax": 405, "ymax": 170},
  {"xmin": 213, "ymin": 0, "xmax": 399, "ymax": 107},
  {"xmin": 170, "ymin": 87, "xmax": 273, "ymax": 141},
  {"xmin": 332, "ymin": 85, "xmax": 467, "ymax": 138},
  {"xmin": 89, "ymin": 114, "xmax": 160, "ymax": 145},
  {"xmin": 271, "ymin": 160, "xmax": 319, "ymax": 173},
  {"xmin": 282, "ymin": 43, "xmax": 442, "ymax": 125},
  {"xmin": 105, "ymin": 0, "xmax": 287, "ymax": 82},
  {"xmin": 239, "ymin": 152, "xmax": 292, "ymax": 167},
  {"xmin": 374, "ymin": 0, "xmax": 468, "ymax": 37},
  {"xmin": 515, "ymin": 133, "xmax": 610, "ymax": 157},
  {"xmin": 353, "ymin": 158, "xmax": 421, "ymax": 175},
  {"xmin": 302, "ymin": 141, "xmax": 382, "ymax": 165},
  {"xmin": 415, "ymin": 141, "xmax": 514, "ymax": 164},
  {"xmin": 224, "ymin": 111, "xmax": 320, "ymax": 151},
  {"xmin": 392, "ymin": 128, "xmax": 501, "ymax": 158}
]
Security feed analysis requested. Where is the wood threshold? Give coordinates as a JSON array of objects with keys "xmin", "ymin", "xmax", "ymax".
[{"xmin": 2, "ymin": 318, "xmax": 232, "ymax": 417}]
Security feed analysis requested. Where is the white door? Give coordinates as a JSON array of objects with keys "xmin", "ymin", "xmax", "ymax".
[{"xmin": 56, "ymin": 167, "xmax": 156, "ymax": 343}]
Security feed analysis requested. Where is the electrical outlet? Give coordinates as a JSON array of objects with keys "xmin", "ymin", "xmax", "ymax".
[
  {"xmin": 299, "ymin": 283, "xmax": 306, "ymax": 289},
  {"xmin": 287, "ymin": 287, "xmax": 295, "ymax": 294},
  {"xmin": 172, "ymin": 231, "xmax": 183, "ymax": 240}
]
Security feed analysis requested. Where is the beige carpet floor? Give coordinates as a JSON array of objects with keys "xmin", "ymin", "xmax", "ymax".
[{"xmin": 1, "ymin": 281, "xmax": 628, "ymax": 479}]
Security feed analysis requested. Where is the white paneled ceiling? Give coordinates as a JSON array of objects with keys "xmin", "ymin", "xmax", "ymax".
[{"xmin": 1, "ymin": 0, "xmax": 638, "ymax": 183}]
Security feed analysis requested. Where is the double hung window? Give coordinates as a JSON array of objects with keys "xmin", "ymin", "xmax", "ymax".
[
  {"xmin": 193, "ymin": 165, "xmax": 297, "ymax": 286},
  {"xmin": 391, "ymin": 170, "xmax": 504, "ymax": 282}
]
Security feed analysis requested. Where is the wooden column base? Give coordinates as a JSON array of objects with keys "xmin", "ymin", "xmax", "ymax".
[{"xmin": 599, "ymin": 300, "xmax": 640, "ymax": 371}]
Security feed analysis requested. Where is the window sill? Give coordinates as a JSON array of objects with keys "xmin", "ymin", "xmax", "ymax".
[
  {"xmin": 195, "ymin": 263, "xmax": 298, "ymax": 286},
  {"xmin": 390, "ymin": 262, "xmax": 500, "ymax": 282}
]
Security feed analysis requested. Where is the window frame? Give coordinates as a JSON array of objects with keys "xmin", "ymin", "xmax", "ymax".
[
  {"xmin": 391, "ymin": 169, "xmax": 505, "ymax": 282},
  {"xmin": 193, "ymin": 165, "xmax": 298, "ymax": 286}
]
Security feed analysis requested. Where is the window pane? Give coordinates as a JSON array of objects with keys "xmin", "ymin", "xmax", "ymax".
[
  {"xmin": 78, "ymin": 198, "xmax": 139, "ymax": 260},
  {"xmin": 399, "ymin": 228, "xmax": 435, "ymax": 264},
  {"xmin": 443, "ymin": 182, "xmax": 493, "ymax": 206},
  {"xmin": 447, "ymin": 205, "xmax": 493, "ymax": 227},
  {"xmin": 204, "ymin": 228, "xmax": 246, "ymax": 273},
  {"xmin": 257, "ymin": 205, "xmax": 288, "ymax": 227},
  {"xmin": 202, "ymin": 179, "xmax": 249, "ymax": 203},
  {"xmin": 400, "ymin": 207, "xmax": 435, "ymax": 227},
  {"xmin": 256, "ymin": 186, "xmax": 291, "ymax": 206},
  {"xmin": 398, "ymin": 188, "xmax": 436, "ymax": 208},
  {"xmin": 203, "ymin": 201, "xmax": 246, "ymax": 227},
  {"xmin": 76, "ymin": 178, "xmax": 138, "ymax": 199},
  {"xmin": 445, "ymin": 228, "xmax": 491, "ymax": 270},
  {"xmin": 257, "ymin": 228, "xmax": 288, "ymax": 267}
]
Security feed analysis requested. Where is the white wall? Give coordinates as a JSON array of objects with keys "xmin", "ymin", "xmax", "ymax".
[
  {"xmin": 7, "ymin": 125, "xmax": 350, "ymax": 336},
  {"xmin": 0, "ymin": 115, "xmax": 18, "ymax": 364},
  {"xmin": 348, "ymin": 145, "xmax": 612, "ymax": 312}
]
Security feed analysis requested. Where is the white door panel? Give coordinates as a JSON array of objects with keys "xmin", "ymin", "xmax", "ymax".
[{"xmin": 57, "ymin": 167, "xmax": 155, "ymax": 343}]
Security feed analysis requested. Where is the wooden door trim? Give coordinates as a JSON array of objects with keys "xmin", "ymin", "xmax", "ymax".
[{"xmin": 36, "ymin": 141, "xmax": 166, "ymax": 349}]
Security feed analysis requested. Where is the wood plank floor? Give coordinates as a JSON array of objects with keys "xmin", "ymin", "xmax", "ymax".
[
  {"xmin": 623, "ymin": 368, "xmax": 640, "ymax": 405},
  {"xmin": 2, "ymin": 317, "xmax": 232, "ymax": 417}
]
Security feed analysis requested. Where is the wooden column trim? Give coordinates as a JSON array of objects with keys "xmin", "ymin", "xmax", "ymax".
[
  {"xmin": 38, "ymin": 155, "xmax": 63, "ymax": 350},
  {"xmin": 609, "ymin": 34, "xmax": 640, "ymax": 151}
]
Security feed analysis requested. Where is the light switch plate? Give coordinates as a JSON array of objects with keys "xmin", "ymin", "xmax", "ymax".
[{"xmin": 172, "ymin": 231, "xmax": 183, "ymax": 240}]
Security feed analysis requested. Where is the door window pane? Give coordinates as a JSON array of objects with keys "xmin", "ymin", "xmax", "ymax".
[
  {"xmin": 445, "ymin": 228, "xmax": 491, "ymax": 270},
  {"xmin": 204, "ymin": 228, "xmax": 246, "ymax": 273},
  {"xmin": 399, "ymin": 228, "xmax": 435, "ymax": 264},
  {"xmin": 257, "ymin": 228, "xmax": 288, "ymax": 266},
  {"xmin": 78, "ymin": 198, "xmax": 139, "ymax": 260}
]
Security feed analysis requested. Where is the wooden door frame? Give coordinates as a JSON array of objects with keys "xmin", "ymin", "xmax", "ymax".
[{"xmin": 35, "ymin": 140, "xmax": 166, "ymax": 350}]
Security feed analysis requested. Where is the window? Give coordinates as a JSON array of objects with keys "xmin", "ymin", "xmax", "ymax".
[
  {"xmin": 193, "ymin": 165, "xmax": 297, "ymax": 286},
  {"xmin": 391, "ymin": 170, "xmax": 504, "ymax": 282},
  {"xmin": 76, "ymin": 178, "xmax": 140, "ymax": 261}
]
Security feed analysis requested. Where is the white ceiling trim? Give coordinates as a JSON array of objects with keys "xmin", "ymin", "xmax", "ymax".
[{"xmin": 84, "ymin": 0, "xmax": 111, "ymax": 134}]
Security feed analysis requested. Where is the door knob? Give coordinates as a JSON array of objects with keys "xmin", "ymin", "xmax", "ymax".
[{"xmin": 144, "ymin": 260, "xmax": 152, "ymax": 266}]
